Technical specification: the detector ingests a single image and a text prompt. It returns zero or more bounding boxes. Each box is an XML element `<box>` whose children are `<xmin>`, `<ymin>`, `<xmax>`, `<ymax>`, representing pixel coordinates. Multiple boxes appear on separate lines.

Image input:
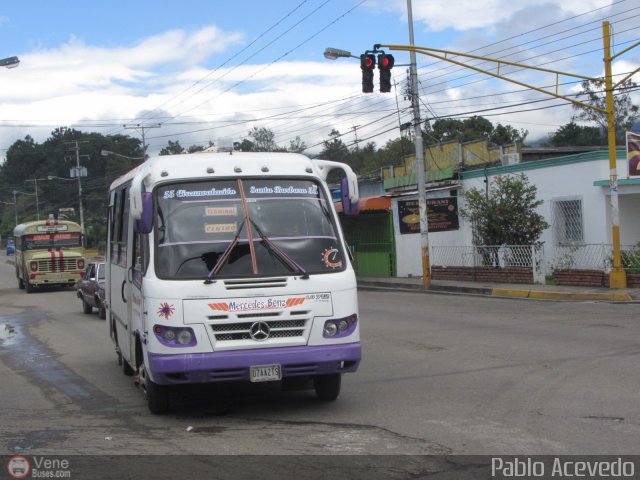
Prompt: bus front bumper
<box><xmin>147</xmin><ymin>343</ymin><xmax>361</xmax><ymax>385</ymax></box>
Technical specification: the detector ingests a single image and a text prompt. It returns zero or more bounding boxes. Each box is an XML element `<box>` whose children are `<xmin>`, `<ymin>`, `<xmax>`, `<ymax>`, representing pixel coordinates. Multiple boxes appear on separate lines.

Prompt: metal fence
<box><xmin>431</xmin><ymin>243</ymin><xmax>640</xmax><ymax>277</ymax></box>
<box><xmin>431</xmin><ymin>245</ymin><xmax>542</xmax><ymax>268</ymax></box>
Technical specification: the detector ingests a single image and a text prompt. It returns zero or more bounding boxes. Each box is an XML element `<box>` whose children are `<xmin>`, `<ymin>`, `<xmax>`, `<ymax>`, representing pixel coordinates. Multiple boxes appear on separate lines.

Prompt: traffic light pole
<box><xmin>406</xmin><ymin>0</ymin><xmax>430</xmax><ymax>288</ymax></box>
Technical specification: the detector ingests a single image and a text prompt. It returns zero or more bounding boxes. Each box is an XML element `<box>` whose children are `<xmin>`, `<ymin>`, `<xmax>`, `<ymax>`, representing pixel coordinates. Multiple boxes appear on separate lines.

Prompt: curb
<box><xmin>491</xmin><ymin>288</ymin><xmax>634</xmax><ymax>302</ymax></box>
<box><xmin>357</xmin><ymin>280</ymin><xmax>637</xmax><ymax>302</ymax></box>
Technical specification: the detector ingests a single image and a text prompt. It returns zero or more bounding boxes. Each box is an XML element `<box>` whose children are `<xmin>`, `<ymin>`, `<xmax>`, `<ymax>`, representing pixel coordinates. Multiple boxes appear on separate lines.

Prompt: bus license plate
<box><xmin>250</xmin><ymin>364</ymin><xmax>282</xmax><ymax>383</ymax></box>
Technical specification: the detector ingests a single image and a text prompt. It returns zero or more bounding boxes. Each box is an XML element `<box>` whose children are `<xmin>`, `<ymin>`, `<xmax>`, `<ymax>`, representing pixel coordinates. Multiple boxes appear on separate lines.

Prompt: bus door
<box><xmin>109</xmin><ymin>186</ymin><xmax>134</xmax><ymax>364</ymax></box>
<box><xmin>130</xmin><ymin>231</ymin><xmax>148</xmax><ymax>352</ymax></box>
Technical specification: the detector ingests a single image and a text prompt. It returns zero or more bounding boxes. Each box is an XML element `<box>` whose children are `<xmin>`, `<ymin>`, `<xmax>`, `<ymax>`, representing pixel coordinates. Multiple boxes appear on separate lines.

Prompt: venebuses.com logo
<box><xmin>6</xmin><ymin>455</ymin><xmax>71</xmax><ymax>478</ymax></box>
<box><xmin>7</xmin><ymin>456</ymin><xmax>30</xmax><ymax>479</ymax></box>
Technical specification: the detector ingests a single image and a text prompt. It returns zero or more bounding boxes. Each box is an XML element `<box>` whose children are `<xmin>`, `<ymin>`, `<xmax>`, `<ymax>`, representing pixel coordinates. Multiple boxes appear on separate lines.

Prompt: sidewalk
<box><xmin>357</xmin><ymin>276</ymin><xmax>640</xmax><ymax>303</ymax></box>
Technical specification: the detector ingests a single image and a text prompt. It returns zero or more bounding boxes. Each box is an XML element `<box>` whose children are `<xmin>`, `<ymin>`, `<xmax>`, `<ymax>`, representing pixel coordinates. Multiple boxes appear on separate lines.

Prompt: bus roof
<box><xmin>13</xmin><ymin>219</ymin><xmax>82</xmax><ymax>237</ymax></box>
<box><xmin>109</xmin><ymin>152</ymin><xmax>321</xmax><ymax>191</ymax></box>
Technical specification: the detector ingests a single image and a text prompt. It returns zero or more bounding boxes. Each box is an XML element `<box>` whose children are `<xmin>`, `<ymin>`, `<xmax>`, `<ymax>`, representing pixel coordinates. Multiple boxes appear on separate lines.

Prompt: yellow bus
<box><xmin>13</xmin><ymin>217</ymin><xmax>86</xmax><ymax>293</ymax></box>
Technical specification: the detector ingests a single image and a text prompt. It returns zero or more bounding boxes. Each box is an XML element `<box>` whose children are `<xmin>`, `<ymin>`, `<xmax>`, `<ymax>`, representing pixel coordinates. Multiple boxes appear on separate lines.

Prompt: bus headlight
<box><xmin>323</xmin><ymin>322</ymin><xmax>338</xmax><ymax>337</ymax></box>
<box><xmin>323</xmin><ymin>314</ymin><xmax>358</xmax><ymax>338</ymax></box>
<box><xmin>153</xmin><ymin>325</ymin><xmax>196</xmax><ymax>347</ymax></box>
<box><xmin>177</xmin><ymin>329</ymin><xmax>193</xmax><ymax>345</ymax></box>
<box><xmin>30</xmin><ymin>261</ymin><xmax>38</xmax><ymax>272</ymax></box>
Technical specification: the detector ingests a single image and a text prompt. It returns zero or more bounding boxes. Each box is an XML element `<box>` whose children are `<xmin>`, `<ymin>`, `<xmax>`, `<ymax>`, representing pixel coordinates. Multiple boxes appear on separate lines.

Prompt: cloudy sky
<box><xmin>0</xmin><ymin>0</ymin><xmax>638</xmax><ymax>158</ymax></box>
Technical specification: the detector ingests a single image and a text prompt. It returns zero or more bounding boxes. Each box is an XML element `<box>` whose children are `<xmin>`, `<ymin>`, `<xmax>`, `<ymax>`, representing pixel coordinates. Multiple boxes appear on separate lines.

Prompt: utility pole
<box><xmin>24</xmin><ymin>178</ymin><xmax>43</xmax><ymax>220</ymax></box>
<box><xmin>12</xmin><ymin>190</ymin><xmax>18</xmax><ymax>226</ymax></box>
<box><xmin>123</xmin><ymin>123</ymin><xmax>161</xmax><ymax>160</ymax></box>
<box><xmin>407</xmin><ymin>0</ymin><xmax>431</xmax><ymax>288</ymax></box>
<box><xmin>352</xmin><ymin>125</ymin><xmax>361</xmax><ymax>150</ymax></box>
<box><xmin>66</xmin><ymin>140</ymin><xmax>89</xmax><ymax>245</ymax></box>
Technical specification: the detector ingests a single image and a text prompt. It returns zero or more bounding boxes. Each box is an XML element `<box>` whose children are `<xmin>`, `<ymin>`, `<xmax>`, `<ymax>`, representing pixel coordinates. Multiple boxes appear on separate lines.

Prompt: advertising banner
<box><xmin>626</xmin><ymin>131</ymin><xmax>640</xmax><ymax>177</ymax></box>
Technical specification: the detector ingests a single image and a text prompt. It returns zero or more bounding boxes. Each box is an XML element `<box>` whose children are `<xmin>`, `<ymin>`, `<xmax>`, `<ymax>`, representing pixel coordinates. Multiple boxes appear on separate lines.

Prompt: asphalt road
<box><xmin>0</xmin><ymin>253</ymin><xmax>639</xmax><ymax>475</ymax></box>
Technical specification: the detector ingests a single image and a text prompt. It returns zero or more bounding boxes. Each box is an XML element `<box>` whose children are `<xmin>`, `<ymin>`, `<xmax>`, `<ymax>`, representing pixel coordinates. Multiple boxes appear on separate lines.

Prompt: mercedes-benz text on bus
<box><xmin>14</xmin><ymin>217</ymin><xmax>86</xmax><ymax>293</ymax></box>
<box><xmin>107</xmin><ymin>152</ymin><xmax>361</xmax><ymax>413</ymax></box>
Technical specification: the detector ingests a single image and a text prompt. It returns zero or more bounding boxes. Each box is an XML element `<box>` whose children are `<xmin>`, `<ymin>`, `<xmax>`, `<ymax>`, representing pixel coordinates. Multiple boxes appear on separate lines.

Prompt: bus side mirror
<box><xmin>134</xmin><ymin>192</ymin><xmax>153</xmax><ymax>234</ymax></box>
<box><xmin>341</xmin><ymin>177</ymin><xmax>359</xmax><ymax>215</ymax></box>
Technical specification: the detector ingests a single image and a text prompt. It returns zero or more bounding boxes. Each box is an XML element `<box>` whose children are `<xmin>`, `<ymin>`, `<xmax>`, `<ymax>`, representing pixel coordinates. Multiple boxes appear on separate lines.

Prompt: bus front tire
<box><xmin>314</xmin><ymin>373</ymin><xmax>341</xmax><ymax>401</ymax></box>
<box><xmin>145</xmin><ymin>376</ymin><xmax>170</xmax><ymax>415</ymax></box>
<box><xmin>17</xmin><ymin>276</ymin><xmax>24</xmax><ymax>289</ymax></box>
<box><xmin>24</xmin><ymin>280</ymin><xmax>33</xmax><ymax>294</ymax></box>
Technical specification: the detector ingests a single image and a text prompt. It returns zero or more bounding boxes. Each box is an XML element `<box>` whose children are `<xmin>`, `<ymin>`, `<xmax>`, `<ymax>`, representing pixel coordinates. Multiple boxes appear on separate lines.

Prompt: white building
<box><xmin>391</xmin><ymin>149</ymin><xmax>640</xmax><ymax>279</ymax></box>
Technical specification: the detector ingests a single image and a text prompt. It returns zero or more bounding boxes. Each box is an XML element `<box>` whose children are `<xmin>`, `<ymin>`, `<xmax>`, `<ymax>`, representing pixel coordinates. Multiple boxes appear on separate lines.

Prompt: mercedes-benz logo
<box><xmin>250</xmin><ymin>321</ymin><xmax>271</xmax><ymax>341</ymax></box>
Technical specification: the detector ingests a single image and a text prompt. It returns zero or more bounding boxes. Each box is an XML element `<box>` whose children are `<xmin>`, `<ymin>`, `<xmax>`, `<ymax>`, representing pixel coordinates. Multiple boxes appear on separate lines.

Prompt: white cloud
<box><xmin>381</xmin><ymin>0</ymin><xmax>614</xmax><ymax>32</ymax></box>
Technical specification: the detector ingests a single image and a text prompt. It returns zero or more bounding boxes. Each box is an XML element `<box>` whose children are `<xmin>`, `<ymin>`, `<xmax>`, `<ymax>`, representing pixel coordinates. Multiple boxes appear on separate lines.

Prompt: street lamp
<box><xmin>323</xmin><ymin>48</ymin><xmax>358</xmax><ymax>60</ymax></box>
<box><xmin>0</xmin><ymin>56</ymin><xmax>20</xmax><ymax>69</ymax></box>
<box><xmin>100</xmin><ymin>149</ymin><xmax>144</xmax><ymax>160</ymax></box>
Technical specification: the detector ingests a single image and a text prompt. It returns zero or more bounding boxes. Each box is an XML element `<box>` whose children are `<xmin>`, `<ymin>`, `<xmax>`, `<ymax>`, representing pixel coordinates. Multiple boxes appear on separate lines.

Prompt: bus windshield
<box><xmin>23</xmin><ymin>233</ymin><xmax>82</xmax><ymax>250</ymax></box>
<box><xmin>155</xmin><ymin>178</ymin><xmax>346</xmax><ymax>279</ymax></box>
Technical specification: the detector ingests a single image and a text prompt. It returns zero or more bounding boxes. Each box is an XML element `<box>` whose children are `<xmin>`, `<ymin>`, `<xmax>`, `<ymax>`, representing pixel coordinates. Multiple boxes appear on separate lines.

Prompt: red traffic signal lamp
<box><xmin>360</xmin><ymin>53</ymin><xmax>376</xmax><ymax>93</ymax></box>
<box><xmin>378</xmin><ymin>54</ymin><xmax>394</xmax><ymax>93</ymax></box>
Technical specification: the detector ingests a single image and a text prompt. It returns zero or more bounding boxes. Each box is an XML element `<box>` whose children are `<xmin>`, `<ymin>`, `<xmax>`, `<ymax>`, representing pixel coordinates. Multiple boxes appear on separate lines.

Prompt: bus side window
<box><xmin>121</xmin><ymin>188</ymin><xmax>130</xmax><ymax>266</ymax></box>
<box><xmin>111</xmin><ymin>190</ymin><xmax>123</xmax><ymax>265</ymax></box>
<box><xmin>132</xmin><ymin>233</ymin><xmax>149</xmax><ymax>286</ymax></box>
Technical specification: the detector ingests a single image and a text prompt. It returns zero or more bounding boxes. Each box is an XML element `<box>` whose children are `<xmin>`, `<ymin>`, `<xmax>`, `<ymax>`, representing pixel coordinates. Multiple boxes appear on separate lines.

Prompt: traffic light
<box><xmin>378</xmin><ymin>54</ymin><xmax>394</xmax><ymax>93</ymax></box>
<box><xmin>360</xmin><ymin>53</ymin><xmax>376</xmax><ymax>93</ymax></box>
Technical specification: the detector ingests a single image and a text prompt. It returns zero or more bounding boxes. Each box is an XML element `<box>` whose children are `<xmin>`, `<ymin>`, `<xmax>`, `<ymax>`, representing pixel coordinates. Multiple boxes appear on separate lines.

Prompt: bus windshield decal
<box><xmin>248</xmin><ymin>185</ymin><xmax>318</xmax><ymax>196</ymax></box>
<box><xmin>162</xmin><ymin>187</ymin><xmax>237</xmax><ymax>199</ymax></box>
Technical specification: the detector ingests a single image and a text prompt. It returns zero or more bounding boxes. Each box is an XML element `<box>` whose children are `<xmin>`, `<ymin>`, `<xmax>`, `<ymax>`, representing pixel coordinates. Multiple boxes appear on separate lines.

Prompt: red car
<box><xmin>77</xmin><ymin>259</ymin><xmax>107</xmax><ymax>319</ymax></box>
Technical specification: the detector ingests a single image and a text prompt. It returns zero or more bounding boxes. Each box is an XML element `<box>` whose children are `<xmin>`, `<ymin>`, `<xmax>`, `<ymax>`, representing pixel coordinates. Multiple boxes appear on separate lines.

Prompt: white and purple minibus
<box><xmin>106</xmin><ymin>151</ymin><xmax>361</xmax><ymax>413</ymax></box>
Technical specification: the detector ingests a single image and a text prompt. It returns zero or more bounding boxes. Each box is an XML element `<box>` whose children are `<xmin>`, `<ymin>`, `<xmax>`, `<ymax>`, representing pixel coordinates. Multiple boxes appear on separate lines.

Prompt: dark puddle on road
<box><xmin>0</xmin><ymin>313</ymin><xmax>116</xmax><ymax>413</ymax></box>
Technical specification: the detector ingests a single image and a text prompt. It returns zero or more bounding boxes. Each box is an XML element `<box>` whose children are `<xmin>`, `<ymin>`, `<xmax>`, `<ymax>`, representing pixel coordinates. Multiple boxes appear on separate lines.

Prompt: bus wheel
<box><xmin>17</xmin><ymin>275</ymin><xmax>24</xmax><ymax>289</ymax></box>
<box><xmin>24</xmin><ymin>281</ymin><xmax>33</xmax><ymax>294</ymax></box>
<box><xmin>314</xmin><ymin>373</ymin><xmax>341</xmax><ymax>401</ymax></box>
<box><xmin>142</xmin><ymin>366</ymin><xmax>170</xmax><ymax>414</ymax></box>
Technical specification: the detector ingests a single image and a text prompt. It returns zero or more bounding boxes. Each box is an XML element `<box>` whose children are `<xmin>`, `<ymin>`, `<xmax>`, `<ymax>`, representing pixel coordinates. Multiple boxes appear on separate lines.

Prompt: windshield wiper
<box><xmin>249</xmin><ymin>219</ymin><xmax>309</xmax><ymax>279</ymax></box>
<box><xmin>204</xmin><ymin>220</ymin><xmax>245</xmax><ymax>284</ymax></box>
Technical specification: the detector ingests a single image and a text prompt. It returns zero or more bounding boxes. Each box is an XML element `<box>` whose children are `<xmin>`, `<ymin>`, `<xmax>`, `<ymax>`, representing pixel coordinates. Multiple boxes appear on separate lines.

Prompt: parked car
<box><xmin>77</xmin><ymin>259</ymin><xmax>106</xmax><ymax>319</ymax></box>
<box><xmin>6</xmin><ymin>239</ymin><xmax>15</xmax><ymax>255</ymax></box>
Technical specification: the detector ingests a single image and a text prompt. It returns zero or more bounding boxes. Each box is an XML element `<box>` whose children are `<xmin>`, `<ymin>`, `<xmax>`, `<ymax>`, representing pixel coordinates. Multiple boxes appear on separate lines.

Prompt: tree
<box><xmin>288</xmin><ymin>136</ymin><xmax>307</xmax><ymax>153</ymax></box>
<box><xmin>248</xmin><ymin>126</ymin><xmax>283</xmax><ymax>152</ymax></box>
<box><xmin>233</xmin><ymin>139</ymin><xmax>255</xmax><ymax>152</ymax></box>
<box><xmin>423</xmin><ymin>116</ymin><xmax>526</xmax><ymax>146</ymax></box>
<box><xmin>460</xmin><ymin>173</ymin><xmax>549</xmax><ymax>246</ymax></box>
<box><xmin>159</xmin><ymin>140</ymin><xmax>185</xmax><ymax>155</ymax></box>
<box><xmin>546</xmin><ymin>122</ymin><xmax>605</xmax><ymax>146</ymax></box>
<box><xmin>319</xmin><ymin>129</ymin><xmax>350</xmax><ymax>163</ymax></box>
<box><xmin>188</xmin><ymin>145</ymin><xmax>206</xmax><ymax>153</ymax></box>
<box><xmin>0</xmin><ymin>129</ymin><xmax>143</xmax><ymax>248</ymax></box>
<box><xmin>572</xmin><ymin>79</ymin><xmax>639</xmax><ymax>144</ymax></box>
<box><xmin>490</xmin><ymin>123</ymin><xmax>528</xmax><ymax>145</ymax></box>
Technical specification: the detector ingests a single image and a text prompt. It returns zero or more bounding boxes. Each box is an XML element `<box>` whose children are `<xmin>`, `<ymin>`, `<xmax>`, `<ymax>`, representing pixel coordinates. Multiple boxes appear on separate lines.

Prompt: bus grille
<box><xmin>211</xmin><ymin>319</ymin><xmax>306</xmax><ymax>342</ymax></box>
<box><xmin>36</xmin><ymin>258</ymin><xmax>80</xmax><ymax>272</ymax></box>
